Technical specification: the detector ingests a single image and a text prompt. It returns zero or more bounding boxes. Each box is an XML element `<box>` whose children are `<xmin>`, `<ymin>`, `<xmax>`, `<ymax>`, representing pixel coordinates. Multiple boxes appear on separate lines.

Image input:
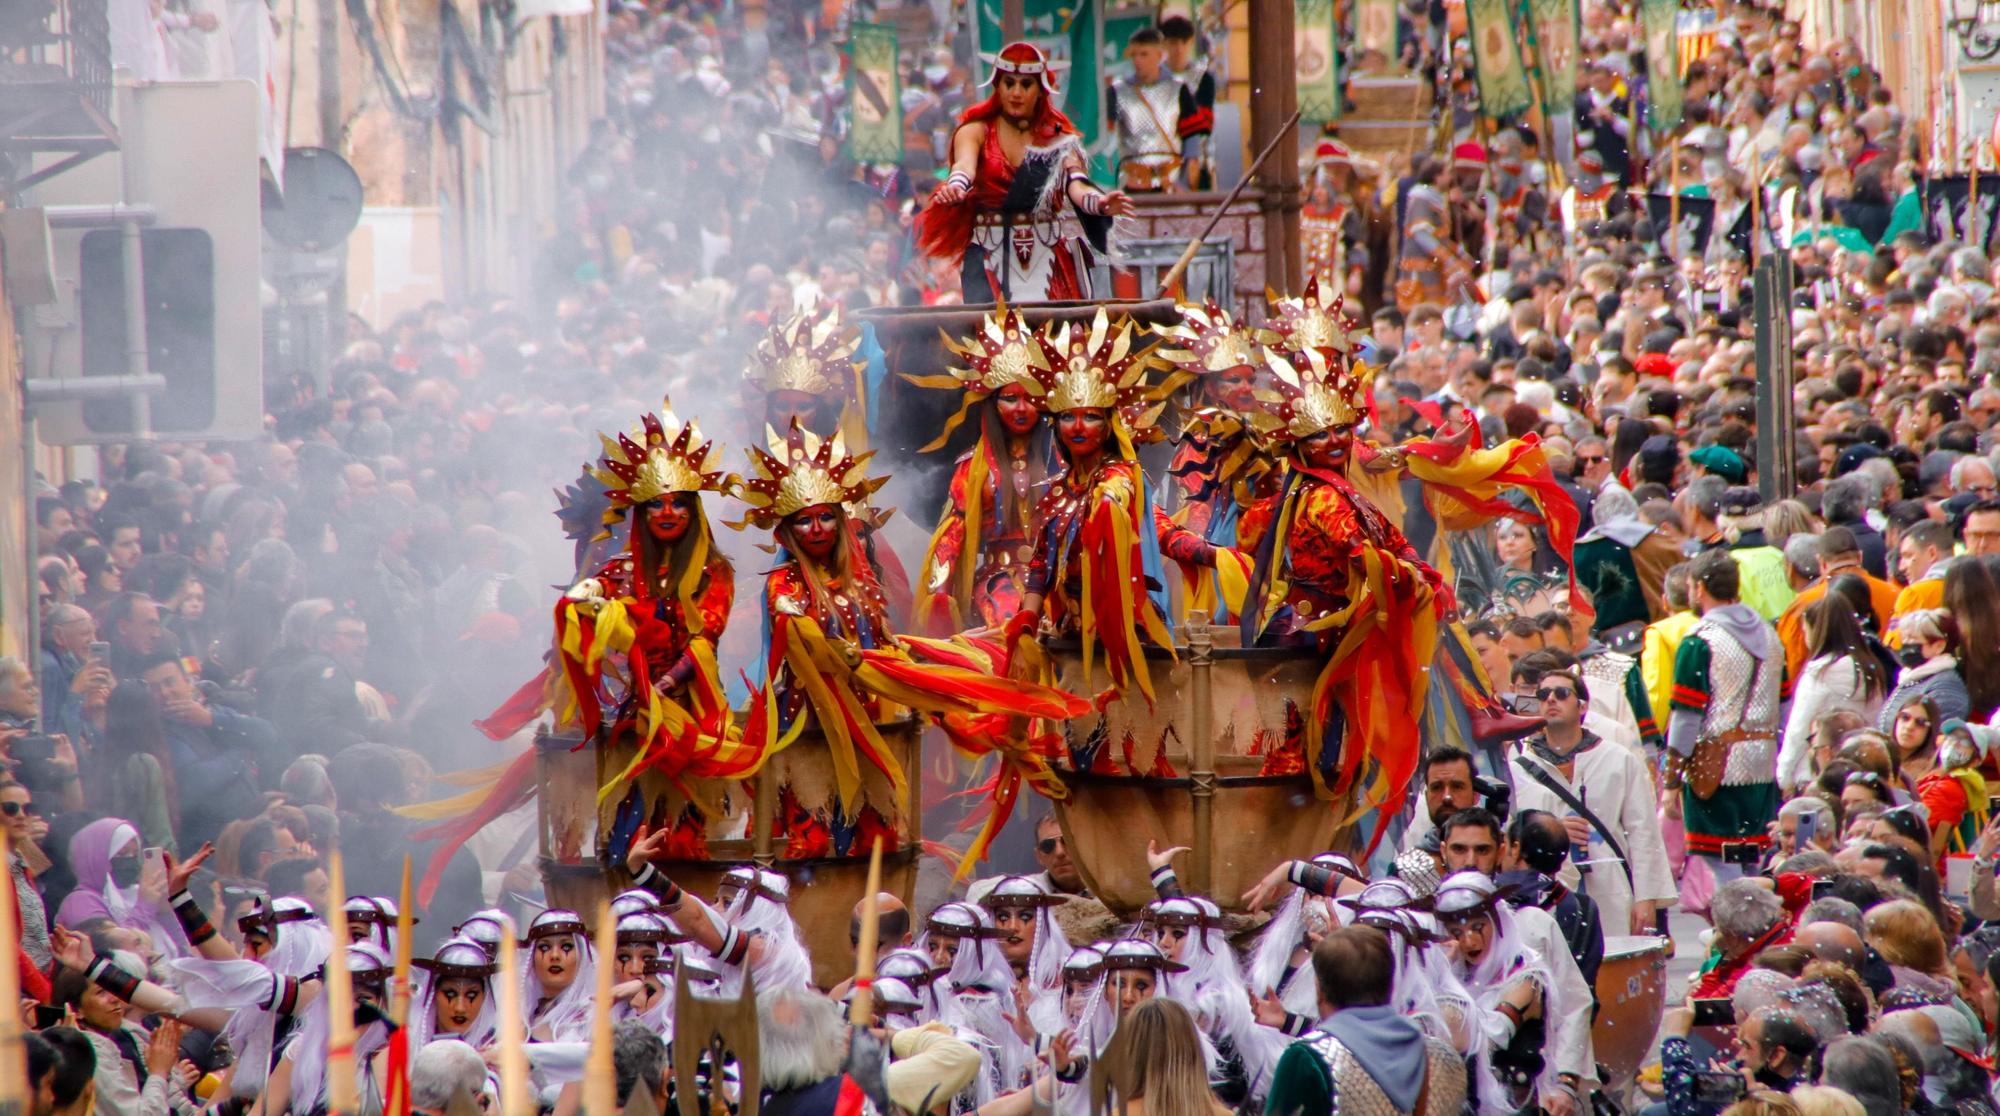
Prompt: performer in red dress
<box><xmin>905</xmin><ymin>304</ymin><xmax>1055</xmax><ymax>634</ymax></box>
<box><xmin>736</xmin><ymin>422</ymin><xmax>1087</xmax><ymax>861</ymax></box>
<box><xmin>1004</xmin><ymin>309</ymin><xmax>1207</xmax><ymax>707</ymax></box>
<box><xmin>919</xmin><ymin>42</ymin><xmax>1136</xmax><ymax>303</ymax></box>
<box><xmin>1157</xmin><ymin>301</ymin><xmax>1276</xmax><ymax>623</ymax></box>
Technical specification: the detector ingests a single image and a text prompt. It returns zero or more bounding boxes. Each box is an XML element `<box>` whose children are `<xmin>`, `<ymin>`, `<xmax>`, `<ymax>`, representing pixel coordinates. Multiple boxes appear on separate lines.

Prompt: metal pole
<box><xmin>1246</xmin><ymin>0</ymin><xmax>1301</xmax><ymax>293</ymax></box>
<box><xmin>22</xmin><ymin>412</ymin><xmax>41</xmax><ymax>684</ymax></box>
<box><xmin>116</xmin><ymin>88</ymin><xmax>152</xmax><ymax>438</ymax></box>
<box><xmin>1186</xmin><ymin>612</ymin><xmax>1215</xmax><ymax>897</ymax></box>
<box><xmin>1753</xmin><ymin>253</ymin><xmax>1797</xmax><ymax>503</ymax></box>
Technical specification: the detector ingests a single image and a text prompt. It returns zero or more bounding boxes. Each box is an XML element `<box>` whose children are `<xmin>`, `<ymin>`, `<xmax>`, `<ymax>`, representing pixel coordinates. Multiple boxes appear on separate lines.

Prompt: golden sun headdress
<box><xmin>1159</xmin><ymin>300</ymin><xmax>1264</xmax><ymax>377</ymax></box>
<box><xmin>747</xmin><ymin>302</ymin><xmax>862</xmax><ymax>398</ymax></box>
<box><xmin>1259</xmin><ymin>277</ymin><xmax>1364</xmax><ymax>360</ymax></box>
<box><xmin>733</xmin><ymin>421</ymin><xmax>889</xmax><ymax>531</ymax></box>
<box><xmin>903</xmin><ymin>303</ymin><xmax>1052</xmax><ymax>452</ymax></box>
<box><xmin>590</xmin><ymin>400</ymin><xmax>735</xmax><ymax>535</ymax></box>
<box><xmin>1030</xmin><ymin>308</ymin><xmax>1166</xmax><ymax>432</ymax></box>
<box><xmin>1249</xmin><ymin>343</ymin><xmax>1378</xmax><ymax>443</ymax></box>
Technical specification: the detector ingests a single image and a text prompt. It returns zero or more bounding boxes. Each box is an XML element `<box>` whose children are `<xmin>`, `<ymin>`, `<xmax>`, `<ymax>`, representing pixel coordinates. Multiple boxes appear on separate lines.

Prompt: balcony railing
<box><xmin>0</xmin><ymin>0</ymin><xmax>118</xmax><ymax>193</ymax></box>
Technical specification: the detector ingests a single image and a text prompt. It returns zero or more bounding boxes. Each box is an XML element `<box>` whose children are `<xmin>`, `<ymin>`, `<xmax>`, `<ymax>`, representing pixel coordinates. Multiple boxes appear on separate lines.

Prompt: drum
<box><xmin>1594</xmin><ymin>934</ymin><xmax>1671</xmax><ymax>1094</ymax></box>
<box><xmin>536</xmin><ymin>716</ymin><xmax>923</xmax><ymax>989</ymax></box>
<box><xmin>1042</xmin><ymin>625</ymin><xmax>1354</xmax><ymax>915</ymax></box>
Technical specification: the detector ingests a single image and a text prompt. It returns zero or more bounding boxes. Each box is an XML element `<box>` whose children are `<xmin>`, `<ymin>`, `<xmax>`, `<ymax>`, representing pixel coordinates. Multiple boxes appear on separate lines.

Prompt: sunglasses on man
<box><xmin>1535</xmin><ymin>685</ymin><xmax>1575</xmax><ymax>702</ymax></box>
<box><xmin>1037</xmin><ymin>837</ymin><xmax>1065</xmax><ymax>855</ymax></box>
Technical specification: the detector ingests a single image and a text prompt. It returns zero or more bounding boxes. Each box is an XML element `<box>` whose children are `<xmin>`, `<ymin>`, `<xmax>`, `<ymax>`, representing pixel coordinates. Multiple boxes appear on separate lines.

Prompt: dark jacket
<box><xmin>164</xmin><ymin>705</ymin><xmax>276</xmax><ymax>846</ymax></box>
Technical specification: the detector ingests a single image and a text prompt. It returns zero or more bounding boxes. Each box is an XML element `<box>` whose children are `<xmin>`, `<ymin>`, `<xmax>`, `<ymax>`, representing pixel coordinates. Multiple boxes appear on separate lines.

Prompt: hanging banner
<box><xmin>1353</xmin><ymin>0</ymin><xmax>1398</xmax><ymax>63</ymax></box>
<box><xmin>1466</xmin><ymin>0</ymin><xmax>1531</xmax><ymax>120</ymax></box>
<box><xmin>845</xmin><ymin>23</ymin><xmax>903</xmax><ymax>164</ymax></box>
<box><xmin>1296</xmin><ymin>0</ymin><xmax>1341</xmax><ymax>125</ymax></box>
<box><xmin>1923</xmin><ymin>175</ymin><xmax>2000</xmax><ymax>251</ymax></box>
<box><xmin>1524</xmin><ymin>0</ymin><xmax>1580</xmax><ymax>111</ymax></box>
<box><xmin>1643</xmin><ymin>192</ymin><xmax>1716</xmax><ymax>259</ymax></box>
<box><xmin>1640</xmin><ymin>0</ymin><xmax>1683</xmax><ymax>131</ymax></box>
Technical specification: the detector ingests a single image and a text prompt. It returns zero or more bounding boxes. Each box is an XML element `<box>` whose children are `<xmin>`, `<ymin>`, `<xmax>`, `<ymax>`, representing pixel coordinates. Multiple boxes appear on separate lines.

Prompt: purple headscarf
<box><xmin>53</xmin><ymin>817</ymin><xmax>185</xmax><ymax>957</ymax></box>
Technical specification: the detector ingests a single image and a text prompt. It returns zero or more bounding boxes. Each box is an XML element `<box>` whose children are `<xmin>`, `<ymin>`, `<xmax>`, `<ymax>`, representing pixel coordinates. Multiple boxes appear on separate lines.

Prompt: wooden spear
<box><xmin>848</xmin><ymin>840</ymin><xmax>886</xmax><ymax>1027</ymax></box>
<box><xmin>584</xmin><ymin>903</ymin><xmax>618</xmax><ymax>1116</ymax></box>
<box><xmin>1155</xmin><ymin>105</ymin><xmax>1307</xmax><ymax>298</ymax></box>
<box><xmin>393</xmin><ymin>855</ymin><xmax>414</xmax><ymax>1026</ymax></box>
<box><xmin>497</xmin><ymin>935</ymin><xmax>532</xmax><ymax>1116</ymax></box>
<box><xmin>326</xmin><ymin>851</ymin><xmax>360</xmax><ymax>1116</ymax></box>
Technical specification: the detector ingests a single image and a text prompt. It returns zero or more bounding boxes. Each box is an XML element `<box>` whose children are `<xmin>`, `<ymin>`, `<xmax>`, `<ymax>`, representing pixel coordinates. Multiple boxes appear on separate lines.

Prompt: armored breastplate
<box><xmin>1112</xmin><ymin>77</ymin><xmax>1183</xmax><ymax>163</ymax></box>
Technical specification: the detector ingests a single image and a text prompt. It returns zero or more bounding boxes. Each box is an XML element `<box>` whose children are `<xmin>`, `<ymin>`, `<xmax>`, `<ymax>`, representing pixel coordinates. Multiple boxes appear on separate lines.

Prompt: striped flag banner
<box><xmin>1467</xmin><ymin>0</ymin><xmax>1532</xmax><ymax>119</ymax></box>
<box><xmin>1641</xmin><ymin>0</ymin><xmax>1683</xmax><ymax>131</ymax></box>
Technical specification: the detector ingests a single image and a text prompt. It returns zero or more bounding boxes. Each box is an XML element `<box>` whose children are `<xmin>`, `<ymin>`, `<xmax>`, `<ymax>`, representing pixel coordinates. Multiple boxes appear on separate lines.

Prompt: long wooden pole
<box><xmin>1155</xmin><ymin>105</ymin><xmax>1305</xmax><ymax>297</ymax></box>
<box><xmin>848</xmin><ymin>841</ymin><xmax>885</xmax><ymax>1026</ymax></box>
<box><xmin>497</xmin><ymin>937</ymin><xmax>532</xmax><ymax>1116</ymax></box>
<box><xmin>1247</xmin><ymin>0</ymin><xmax>1302</xmax><ymax>293</ymax></box>
<box><xmin>584</xmin><ymin>903</ymin><xmax>618</xmax><ymax>1116</ymax></box>
<box><xmin>1667</xmin><ymin>149</ymin><xmax>1682</xmax><ymax>262</ymax></box>
<box><xmin>393</xmin><ymin>856</ymin><xmax>414</xmax><ymax>1026</ymax></box>
<box><xmin>325</xmin><ymin>852</ymin><xmax>359</xmax><ymax>1116</ymax></box>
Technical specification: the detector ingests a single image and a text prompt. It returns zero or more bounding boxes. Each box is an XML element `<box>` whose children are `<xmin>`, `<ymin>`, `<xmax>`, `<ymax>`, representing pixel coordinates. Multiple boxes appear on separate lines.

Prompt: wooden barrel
<box><xmin>1040</xmin><ymin>626</ymin><xmax>1352</xmax><ymax>916</ymax></box>
<box><xmin>1592</xmin><ymin>934</ymin><xmax>1670</xmax><ymax>1095</ymax></box>
<box><xmin>535</xmin><ymin>716</ymin><xmax>924</xmax><ymax>989</ymax></box>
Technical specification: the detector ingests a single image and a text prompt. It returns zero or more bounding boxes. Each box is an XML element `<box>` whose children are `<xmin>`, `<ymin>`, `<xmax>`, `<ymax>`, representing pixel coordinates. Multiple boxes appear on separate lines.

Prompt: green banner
<box><xmin>1296</xmin><ymin>0</ymin><xmax>1340</xmax><ymax>125</ymax></box>
<box><xmin>1524</xmin><ymin>0</ymin><xmax>1580</xmax><ymax>111</ymax></box>
<box><xmin>1352</xmin><ymin>0</ymin><xmax>1397</xmax><ymax>64</ymax></box>
<box><xmin>846</xmin><ymin>23</ymin><xmax>903</xmax><ymax>164</ymax></box>
<box><xmin>974</xmin><ymin>0</ymin><xmax>1148</xmax><ymax>178</ymax></box>
<box><xmin>1641</xmin><ymin>0</ymin><xmax>1683</xmax><ymax>131</ymax></box>
<box><xmin>1466</xmin><ymin>0</ymin><xmax>1531</xmax><ymax>119</ymax></box>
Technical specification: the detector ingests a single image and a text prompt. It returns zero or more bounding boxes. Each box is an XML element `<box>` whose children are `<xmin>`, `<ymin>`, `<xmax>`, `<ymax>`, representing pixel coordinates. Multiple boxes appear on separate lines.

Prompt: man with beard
<box><xmin>918</xmin><ymin>42</ymin><xmax>1134</xmax><ymax>302</ymax></box>
<box><xmin>1436</xmin><ymin>815</ymin><xmax>1597</xmax><ymax>1111</ymax></box>
<box><xmin>1666</xmin><ymin>549</ymin><xmax>1781</xmax><ymax>886</ymax></box>
<box><xmin>1396</xmin><ymin>746</ymin><xmax>1485</xmax><ymax>861</ymax></box>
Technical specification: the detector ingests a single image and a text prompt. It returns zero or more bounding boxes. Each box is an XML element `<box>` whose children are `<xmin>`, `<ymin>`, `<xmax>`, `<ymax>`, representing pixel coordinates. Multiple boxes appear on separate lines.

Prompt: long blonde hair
<box><xmin>1097</xmin><ymin>999</ymin><xmax>1215</xmax><ymax>1116</ymax></box>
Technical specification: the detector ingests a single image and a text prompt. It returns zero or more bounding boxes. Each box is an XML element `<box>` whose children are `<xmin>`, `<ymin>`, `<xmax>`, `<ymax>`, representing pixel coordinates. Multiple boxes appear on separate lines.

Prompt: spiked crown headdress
<box><xmin>589</xmin><ymin>401</ymin><xmax>734</xmax><ymax>533</ymax></box>
<box><xmin>1031</xmin><ymin>308</ymin><xmax>1163</xmax><ymax>424</ymax></box>
<box><xmin>734</xmin><ymin>421</ymin><xmax>888</xmax><ymax>530</ymax></box>
<box><xmin>904</xmin><ymin>303</ymin><xmax>1053</xmax><ymax>452</ymax></box>
<box><xmin>1159</xmin><ymin>300</ymin><xmax>1264</xmax><ymax>376</ymax></box>
<box><xmin>1249</xmin><ymin>344</ymin><xmax>1377</xmax><ymax>442</ymax></box>
<box><xmin>748</xmin><ymin>302</ymin><xmax>861</xmax><ymax>398</ymax></box>
<box><xmin>1259</xmin><ymin>278</ymin><xmax>1365</xmax><ymax>359</ymax></box>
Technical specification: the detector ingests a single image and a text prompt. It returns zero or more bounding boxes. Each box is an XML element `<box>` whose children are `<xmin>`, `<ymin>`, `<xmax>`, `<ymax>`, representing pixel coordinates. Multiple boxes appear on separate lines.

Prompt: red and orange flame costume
<box><xmin>1005</xmin><ymin>309</ymin><xmax>1200</xmax><ymax>707</ymax></box>
<box><xmin>904</xmin><ymin>305</ymin><xmax>1053</xmax><ymax>633</ymax></box>
<box><xmin>735</xmin><ymin>421</ymin><xmax>1088</xmax><ymax>865</ymax></box>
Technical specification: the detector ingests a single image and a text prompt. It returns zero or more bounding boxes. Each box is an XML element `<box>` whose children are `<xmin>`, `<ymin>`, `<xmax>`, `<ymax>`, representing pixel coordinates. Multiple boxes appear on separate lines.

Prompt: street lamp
<box><xmin>1950</xmin><ymin>0</ymin><xmax>2000</xmax><ymax>62</ymax></box>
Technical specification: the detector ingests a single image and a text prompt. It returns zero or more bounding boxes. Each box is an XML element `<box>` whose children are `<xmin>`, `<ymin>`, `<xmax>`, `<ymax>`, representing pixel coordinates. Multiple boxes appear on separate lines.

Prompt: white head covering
<box><xmin>519</xmin><ymin>908</ymin><xmax>597</xmax><ymax>1041</ymax></box>
<box><xmin>1143</xmin><ymin>897</ymin><xmax>1285</xmax><ymax>1101</ymax></box>
<box><xmin>287</xmin><ymin>941</ymin><xmax>394</xmax><ymax>1115</ymax></box>
<box><xmin>877</xmin><ymin>948</ymin><xmax>944</xmax><ymax>1024</ymax></box>
<box><xmin>931</xmin><ymin>902</ymin><xmax>1028</xmax><ymax>1103</ymax></box>
<box><xmin>715</xmin><ymin>867</ymin><xmax>812</xmax><ymax>994</ymax></box>
<box><xmin>167</xmin><ymin>897</ymin><xmax>333</xmax><ymax>1098</ymax></box>
<box><xmin>1248</xmin><ymin>855</ymin><xmax>1363</xmax><ymax>1017</ymax></box>
<box><xmin>976</xmin><ymin>875</ymin><xmax>1071</xmax><ymax>1033</ymax></box>
<box><xmin>409</xmin><ymin>937</ymin><xmax>500</xmax><ymax>1051</ymax></box>
<box><xmin>455</xmin><ymin>909</ymin><xmax>514</xmax><ymax>959</ymax></box>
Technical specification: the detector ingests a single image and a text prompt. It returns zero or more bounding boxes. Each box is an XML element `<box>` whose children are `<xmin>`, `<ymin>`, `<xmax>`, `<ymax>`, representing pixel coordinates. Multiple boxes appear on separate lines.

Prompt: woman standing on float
<box><xmin>919</xmin><ymin>43</ymin><xmax>1135</xmax><ymax>302</ymax></box>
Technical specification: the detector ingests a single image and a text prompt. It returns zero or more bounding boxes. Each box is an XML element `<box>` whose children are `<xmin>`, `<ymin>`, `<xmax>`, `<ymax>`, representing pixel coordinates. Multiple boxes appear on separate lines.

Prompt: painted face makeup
<box><xmin>790</xmin><ymin>505</ymin><xmax>842</xmax><ymax>563</ymax></box>
<box><xmin>1299</xmin><ymin>423</ymin><xmax>1355</xmax><ymax>472</ymax></box>
<box><xmin>994</xmin><ymin>383</ymin><xmax>1040</xmax><ymax>436</ymax></box>
<box><xmin>533</xmin><ymin>935</ymin><xmax>579</xmax><ymax>992</ymax></box>
<box><xmin>1214</xmin><ymin>364</ymin><xmax>1258</xmax><ymax>412</ymax></box>
<box><xmin>644</xmin><ymin>494</ymin><xmax>695</xmax><ymax>545</ymax></box>
<box><xmin>1056</xmin><ymin>409</ymin><xmax>1110</xmax><ymax>460</ymax></box>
